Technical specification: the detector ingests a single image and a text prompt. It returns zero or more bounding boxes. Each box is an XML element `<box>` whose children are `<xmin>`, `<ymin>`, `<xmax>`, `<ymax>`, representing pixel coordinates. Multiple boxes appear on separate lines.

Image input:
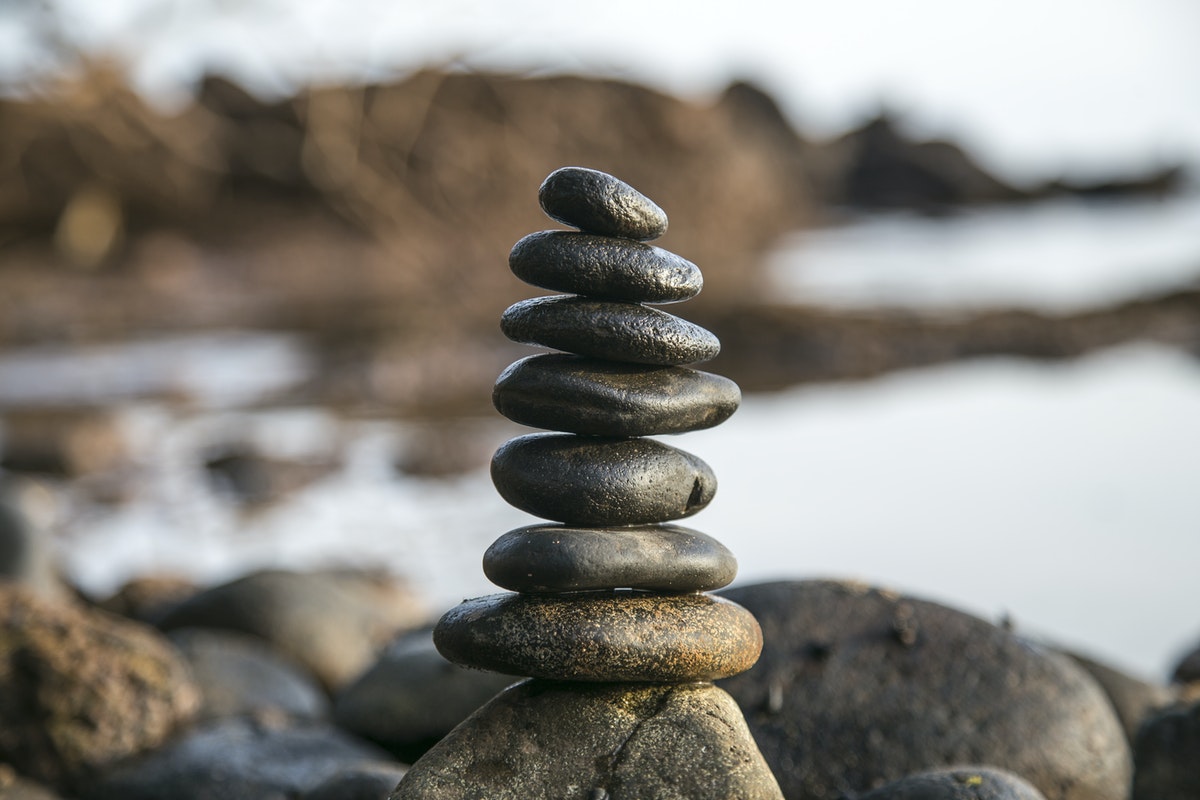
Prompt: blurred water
<box><xmin>766</xmin><ymin>192</ymin><xmax>1200</xmax><ymax>311</ymax></box>
<box><xmin>56</xmin><ymin>343</ymin><xmax>1200</xmax><ymax>681</ymax></box>
<box><xmin>0</xmin><ymin>332</ymin><xmax>310</xmax><ymax>409</ymax></box>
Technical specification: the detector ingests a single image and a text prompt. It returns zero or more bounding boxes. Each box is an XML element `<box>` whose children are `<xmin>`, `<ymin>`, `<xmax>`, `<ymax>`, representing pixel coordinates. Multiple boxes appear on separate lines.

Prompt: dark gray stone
<box><xmin>391</xmin><ymin>680</ymin><xmax>784</xmax><ymax>800</ymax></box>
<box><xmin>1132</xmin><ymin>697</ymin><xmax>1200</xmax><ymax>800</ymax></box>
<box><xmin>483</xmin><ymin>523</ymin><xmax>737</xmax><ymax>593</ymax></box>
<box><xmin>168</xmin><ymin>628</ymin><xmax>330</xmax><ymax>723</ymax></box>
<box><xmin>83</xmin><ymin>719</ymin><xmax>394</xmax><ymax>800</ymax></box>
<box><xmin>434</xmin><ymin>591</ymin><xmax>761</xmax><ymax>682</ymax></box>
<box><xmin>492</xmin><ymin>354</ymin><xmax>740</xmax><ymax>437</ymax></box>
<box><xmin>501</xmin><ymin>295</ymin><xmax>720</xmax><ymax>365</ymax></box>
<box><xmin>490</xmin><ymin>433</ymin><xmax>715</xmax><ymax>525</ymax></box>
<box><xmin>301</xmin><ymin>761</ymin><xmax>408</xmax><ymax>800</ymax></box>
<box><xmin>333</xmin><ymin>631</ymin><xmax>515</xmax><ymax>762</ymax></box>
<box><xmin>538</xmin><ymin>167</ymin><xmax>668</xmax><ymax>241</ymax></box>
<box><xmin>854</xmin><ymin>766</ymin><xmax>1046</xmax><ymax>799</ymax></box>
<box><xmin>156</xmin><ymin>569</ymin><xmax>427</xmax><ymax>690</ymax></box>
<box><xmin>509</xmin><ymin>231</ymin><xmax>701</xmax><ymax>303</ymax></box>
<box><xmin>717</xmin><ymin>580</ymin><xmax>1131</xmax><ymax>800</ymax></box>
<box><xmin>1061</xmin><ymin>649</ymin><xmax>1174</xmax><ymax>744</ymax></box>
<box><xmin>1170</xmin><ymin>641</ymin><xmax>1200</xmax><ymax>684</ymax></box>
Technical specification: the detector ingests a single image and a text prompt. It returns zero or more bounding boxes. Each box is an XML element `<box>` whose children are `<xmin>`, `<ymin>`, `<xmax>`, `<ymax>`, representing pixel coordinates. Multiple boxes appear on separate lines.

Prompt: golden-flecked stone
<box><xmin>434</xmin><ymin>591</ymin><xmax>761</xmax><ymax>682</ymax></box>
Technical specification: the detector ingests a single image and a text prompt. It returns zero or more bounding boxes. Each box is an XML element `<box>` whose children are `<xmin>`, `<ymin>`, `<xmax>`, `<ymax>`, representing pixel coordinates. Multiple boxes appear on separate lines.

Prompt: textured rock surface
<box><xmin>157</xmin><ymin>569</ymin><xmax>427</xmax><ymax>689</ymax></box>
<box><xmin>434</xmin><ymin>591</ymin><xmax>761</xmax><ymax>681</ymax></box>
<box><xmin>1132</xmin><ymin>697</ymin><xmax>1200</xmax><ymax>800</ymax></box>
<box><xmin>500</xmin><ymin>296</ymin><xmax>720</xmax><ymax>365</ymax></box>
<box><xmin>538</xmin><ymin>166</ymin><xmax>668</xmax><ymax>240</ymax></box>
<box><xmin>0</xmin><ymin>587</ymin><xmax>200</xmax><ymax>794</ymax></box>
<box><xmin>334</xmin><ymin>631</ymin><xmax>515</xmax><ymax>762</ymax></box>
<box><xmin>168</xmin><ymin>627</ymin><xmax>329</xmax><ymax>722</ymax></box>
<box><xmin>483</xmin><ymin>523</ymin><xmax>737</xmax><ymax>593</ymax></box>
<box><xmin>718</xmin><ymin>580</ymin><xmax>1131</xmax><ymax>800</ymax></box>
<box><xmin>491</xmin><ymin>433</ymin><xmax>716</xmax><ymax>525</ymax></box>
<box><xmin>509</xmin><ymin>231</ymin><xmax>701</xmax><ymax>303</ymax></box>
<box><xmin>854</xmin><ymin>766</ymin><xmax>1047</xmax><ymax>800</ymax></box>
<box><xmin>84</xmin><ymin>719</ymin><xmax>394</xmax><ymax>800</ymax></box>
<box><xmin>300</xmin><ymin>762</ymin><xmax>408</xmax><ymax>800</ymax></box>
<box><xmin>1062</xmin><ymin>649</ymin><xmax>1174</xmax><ymax>744</ymax></box>
<box><xmin>492</xmin><ymin>354</ymin><xmax>739</xmax><ymax>436</ymax></box>
<box><xmin>390</xmin><ymin>679</ymin><xmax>783</xmax><ymax>800</ymax></box>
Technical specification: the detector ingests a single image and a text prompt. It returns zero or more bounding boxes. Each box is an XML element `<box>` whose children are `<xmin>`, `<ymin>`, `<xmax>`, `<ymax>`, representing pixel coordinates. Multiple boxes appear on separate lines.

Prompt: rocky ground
<box><xmin>2</xmin><ymin>564</ymin><xmax>1200</xmax><ymax>799</ymax></box>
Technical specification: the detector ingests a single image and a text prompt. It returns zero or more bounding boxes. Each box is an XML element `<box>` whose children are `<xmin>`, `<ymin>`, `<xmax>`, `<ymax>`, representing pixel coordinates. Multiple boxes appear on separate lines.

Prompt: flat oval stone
<box><xmin>491</xmin><ymin>433</ymin><xmax>716</xmax><ymax>525</ymax></box>
<box><xmin>500</xmin><ymin>295</ymin><xmax>720</xmax><ymax>364</ymax></box>
<box><xmin>509</xmin><ymin>231</ymin><xmax>701</xmax><ymax>303</ymax></box>
<box><xmin>493</xmin><ymin>354</ymin><xmax>740</xmax><ymax>437</ymax></box>
<box><xmin>538</xmin><ymin>167</ymin><xmax>668</xmax><ymax>241</ymax></box>
<box><xmin>434</xmin><ymin>592</ymin><xmax>761</xmax><ymax>681</ymax></box>
<box><xmin>483</xmin><ymin>524</ymin><xmax>737</xmax><ymax>593</ymax></box>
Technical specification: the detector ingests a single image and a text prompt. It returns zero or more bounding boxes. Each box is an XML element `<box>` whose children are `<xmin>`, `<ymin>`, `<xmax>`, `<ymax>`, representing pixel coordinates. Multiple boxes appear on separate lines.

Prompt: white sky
<box><xmin>15</xmin><ymin>0</ymin><xmax>1194</xmax><ymax>185</ymax></box>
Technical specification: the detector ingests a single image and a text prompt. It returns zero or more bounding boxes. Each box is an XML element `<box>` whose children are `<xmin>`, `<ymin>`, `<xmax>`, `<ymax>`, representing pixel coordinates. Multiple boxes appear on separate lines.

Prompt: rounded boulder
<box><xmin>717</xmin><ymin>580</ymin><xmax>1131</xmax><ymax>800</ymax></box>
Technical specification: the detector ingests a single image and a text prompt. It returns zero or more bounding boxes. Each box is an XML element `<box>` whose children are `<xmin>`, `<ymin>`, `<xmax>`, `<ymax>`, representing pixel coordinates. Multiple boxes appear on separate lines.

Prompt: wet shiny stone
<box><xmin>492</xmin><ymin>354</ymin><xmax>740</xmax><ymax>437</ymax></box>
<box><xmin>490</xmin><ymin>433</ymin><xmax>716</xmax><ymax>526</ymax></box>
<box><xmin>538</xmin><ymin>167</ymin><xmax>668</xmax><ymax>241</ymax></box>
<box><xmin>483</xmin><ymin>524</ymin><xmax>738</xmax><ymax>593</ymax></box>
<box><xmin>509</xmin><ymin>231</ymin><xmax>701</xmax><ymax>304</ymax></box>
<box><xmin>500</xmin><ymin>295</ymin><xmax>720</xmax><ymax>365</ymax></box>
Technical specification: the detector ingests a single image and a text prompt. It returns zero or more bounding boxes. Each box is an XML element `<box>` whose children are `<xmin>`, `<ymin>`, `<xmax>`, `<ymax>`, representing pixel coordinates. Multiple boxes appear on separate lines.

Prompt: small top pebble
<box><xmin>539</xmin><ymin>167</ymin><xmax>668</xmax><ymax>241</ymax></box>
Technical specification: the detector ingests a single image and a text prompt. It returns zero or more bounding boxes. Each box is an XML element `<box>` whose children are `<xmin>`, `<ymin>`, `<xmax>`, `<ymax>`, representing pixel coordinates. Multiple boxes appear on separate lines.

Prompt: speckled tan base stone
<box><xmin>390</xmin><ymin>679</ymin><xmax>783</xmax><ymax>800</ymax></box>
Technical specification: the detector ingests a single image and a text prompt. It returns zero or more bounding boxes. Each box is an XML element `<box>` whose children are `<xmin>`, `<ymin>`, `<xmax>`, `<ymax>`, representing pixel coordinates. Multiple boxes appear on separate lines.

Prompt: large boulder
<box><xmin>718</xmin><ymin>580</ymin><xmax>1131</xmax><ymax>800</ymax></box>
<box><xmin>1061</xmin><ymin>649</ymin><xmax>1174</xmax><ymax>743</ymax></box>
<box><xmin>0</xmin><ymin>587</ymin><xmax>200</xmax><ymax>793</ymax></box>
<box><xmin>391</xmin><ymin>679</ymin><xmax>783</xmax><ymax>799</ymax></box>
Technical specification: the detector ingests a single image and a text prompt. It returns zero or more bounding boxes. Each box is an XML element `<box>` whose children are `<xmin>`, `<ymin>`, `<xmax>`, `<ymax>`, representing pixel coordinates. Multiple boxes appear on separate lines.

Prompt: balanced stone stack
<box><xmin>392</xmin><ymin>168</ymin><xmax>782</xmax><ymax>799</ymax></box>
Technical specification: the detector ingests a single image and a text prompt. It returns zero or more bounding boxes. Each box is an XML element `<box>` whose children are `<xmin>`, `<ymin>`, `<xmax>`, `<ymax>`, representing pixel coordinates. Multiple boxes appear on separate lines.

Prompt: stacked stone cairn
<box><xmin>392</xmin><ymin>168</ymin><xmax>782</xmax><ymax>799</ymax></box>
